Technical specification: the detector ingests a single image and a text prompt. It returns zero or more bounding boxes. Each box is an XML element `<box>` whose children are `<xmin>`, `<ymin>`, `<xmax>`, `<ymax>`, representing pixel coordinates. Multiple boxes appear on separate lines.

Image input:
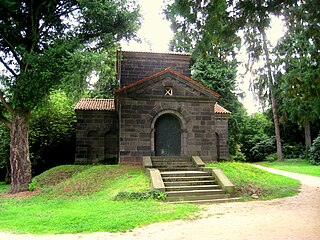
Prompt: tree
<box><xmin>191</xmin><ymin>55</ymin><xmax>245</xmax><ymax>154</ymax></box>
<box><xmin>165</xmin><ymin>0</ymin><xmax>240</xmax><ymax>58</ymax></box>
<box><xmin>29</xmin><ymin>89</ymin><xmax>77</xmax><ymax>175</ymax></box>
<box><xmin>0</xmin><ymin>0</ymin><xmax>140</xmax><ymax>193</ymax></box>
<box><xmin>274</xmin><ymin>0</ymin><xmax>320</xmax><ymax>154</ymax></box>
<box><xmin>232</xmin><ymin>0</ymin><xmax>297</xmax><ymax>162</ymax></box>
<box><xmin>164</xmin><ymin>0</ymin><xmax>245</xmax><ymax>157</ymax></box>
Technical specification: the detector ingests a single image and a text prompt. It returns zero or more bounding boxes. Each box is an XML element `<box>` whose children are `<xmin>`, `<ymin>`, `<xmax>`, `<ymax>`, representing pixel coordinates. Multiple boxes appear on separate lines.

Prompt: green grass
<box><xmin>0</xmin><ymin>182</ymin><xmax>10</xmax><ymax>193</ymax></box>
<box><xmin>0</xmin><ymin>162</ymin><xmax>302</xmax><ymax>234</ymax></box>
<box><xmin>259</xmin><ymin>159</ymin><xmax>320</xmax><ymax>177</ymax></box>
<box><xmin>207</xmin><ymin>162</ymin><xmax>301</xmax><ymax>200</ymax></box>
<box><xmin>0</xmin><ymin>165</ymin><xmax>198</xmax><ymax>234</ymax></box>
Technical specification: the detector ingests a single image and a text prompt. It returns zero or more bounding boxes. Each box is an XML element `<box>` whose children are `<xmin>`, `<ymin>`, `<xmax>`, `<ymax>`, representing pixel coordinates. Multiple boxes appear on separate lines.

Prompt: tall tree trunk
<box><xmin>304</xmin><ymin>119</ymin><xmax>311</xmax><ymax>157</ymax></box>
<box><xmin>260</xmin><ymin>28</ymin><xmax>283</xmax><ymax>162</ymax></box>
<box><xmin>9</xmin><ymin>110</ymin><xmax>32</xmax><ymax>193</ymax></box>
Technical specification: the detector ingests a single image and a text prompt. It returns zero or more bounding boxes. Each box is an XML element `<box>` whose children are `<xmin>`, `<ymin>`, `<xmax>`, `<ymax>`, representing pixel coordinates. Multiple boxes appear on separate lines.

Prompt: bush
<box><xmin>265</xmin><ymin>153</ymin><xmax>278</xmax><ymax>162</ymax></box>
<box><xmin>308</xmin><ymin>135</ymin><xmax>320</xmax><ymax>165</ymax></box>
<box><xmin>283</xmin><ymin>144</ymin><xmax>305</xmax><ymax>159</ymax></box>
<box><xmin>249</xmin><ymin>135</ymin><xmax>276</xmax><ymax>162</ymax></box>
<box><xmin>232</xmin><ymin>150</ymin><xmax>246</xmax><ymax>162</ymax></box>
<box><xmin>114</xmin><ymin>189</ymin><xmax>166</xmax><ymax>201</ymax></box>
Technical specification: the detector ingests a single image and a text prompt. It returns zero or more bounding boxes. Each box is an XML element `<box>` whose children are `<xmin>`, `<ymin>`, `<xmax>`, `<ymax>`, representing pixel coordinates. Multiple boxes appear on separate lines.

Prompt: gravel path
<box><xmin>1</xmin><ymin>165</ymin><xmax>319</xmax><ymax>240</ymax></box>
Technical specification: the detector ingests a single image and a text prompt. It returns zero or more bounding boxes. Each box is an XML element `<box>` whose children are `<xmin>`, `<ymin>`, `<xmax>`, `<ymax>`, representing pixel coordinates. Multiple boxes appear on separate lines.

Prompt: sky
<box><xmin>121</xmin><ymin>0</ymin><xmax>286</xmax><ymax>114</ymax></box>
<box><xmin>121</xmin><ymin>0</ymin><xmax>173</xmax><ymax>52</ymax></box>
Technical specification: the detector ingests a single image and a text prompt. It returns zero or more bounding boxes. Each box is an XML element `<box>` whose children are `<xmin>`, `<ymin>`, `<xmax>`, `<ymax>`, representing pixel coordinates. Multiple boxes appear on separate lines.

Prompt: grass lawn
<box><xmin>207</xmin><ymin>162</ymin><xmax>301</xmax><ymax>200</ymax></box>
<box><xmin>259</xmin><ymin>159</ymin><xmax>320</xmax><ymax>177</ymax></box>
<box><xmin>0</xmin><ymin>182</ymin><xmax>10</xmax><ymax>194</ymax></box>
<box><xmin>0</xmin><ymin>165</ymin><xmax>198</xmax><ymax>234</ymax></box>
<box><xmin>0</xmin><ymin>162</ymin><xmax>301</xmax><ymax>234</ymax></box>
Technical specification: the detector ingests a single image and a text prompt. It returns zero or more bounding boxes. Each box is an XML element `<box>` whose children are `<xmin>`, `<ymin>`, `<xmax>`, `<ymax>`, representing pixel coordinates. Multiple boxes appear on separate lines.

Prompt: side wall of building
<box><xmin>215</xmin><ymin>114</ymin><xmax>230</xmax><ymax>160</ymax></box>
<box><xmin>75</xmin><ymin>110</ymin><xmax>118</xmax><ymax>164</ymax></box>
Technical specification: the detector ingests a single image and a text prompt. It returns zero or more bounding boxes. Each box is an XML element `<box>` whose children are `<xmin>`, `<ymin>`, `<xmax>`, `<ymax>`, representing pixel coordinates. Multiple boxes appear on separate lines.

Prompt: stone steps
<box><xmin>148</xmin><ymin>156</ymin><xmax>238</xmax><ymax>203</ymax></box>
<box><xmin>165</xmin><ymin>184</ymin><xmax>221</xmax><ymax>191</ymax></box>
<box><xmin>164</xmin><ymin>180</ymin><xmax>215</xmax><ymax>186</ymax></box>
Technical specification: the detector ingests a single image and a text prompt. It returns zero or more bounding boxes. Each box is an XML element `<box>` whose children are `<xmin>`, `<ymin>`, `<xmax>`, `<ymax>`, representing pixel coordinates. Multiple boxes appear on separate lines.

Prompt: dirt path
<box><xmin>1</xmin><ymin>165</ymin><xmax>320</xmax><ymax>240</ymax></box>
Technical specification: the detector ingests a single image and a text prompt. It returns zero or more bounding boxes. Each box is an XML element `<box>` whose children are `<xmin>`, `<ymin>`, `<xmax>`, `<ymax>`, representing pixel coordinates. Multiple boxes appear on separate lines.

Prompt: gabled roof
<box><xmin>75</xmin><ymin>99</ymin><xmax>115</xmax><ymax>111</ymax></box>
<box><xmin>114</xmin><ymin>68</ymin><xmax>220</xmax><ymax>97</ymax></box>
<box><xmin>74</xmin><ymin>98</ymin><xmax>231</xmax><ymax>115</ymax></box>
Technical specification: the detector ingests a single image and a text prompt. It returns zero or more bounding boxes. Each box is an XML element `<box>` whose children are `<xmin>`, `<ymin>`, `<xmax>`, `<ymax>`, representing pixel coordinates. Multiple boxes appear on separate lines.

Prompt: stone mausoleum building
<box><xmin>75</xmin><ymin>51</ymin><xmax>231</xmax><ymax>165</ymax></box>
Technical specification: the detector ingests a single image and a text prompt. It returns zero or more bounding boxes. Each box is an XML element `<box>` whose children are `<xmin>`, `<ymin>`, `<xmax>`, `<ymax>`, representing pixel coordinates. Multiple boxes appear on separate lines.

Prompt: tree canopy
<box><xmin>0</xmin><ymin>0</ymin><xmax>141</xmax><ymax>193</ymax></box>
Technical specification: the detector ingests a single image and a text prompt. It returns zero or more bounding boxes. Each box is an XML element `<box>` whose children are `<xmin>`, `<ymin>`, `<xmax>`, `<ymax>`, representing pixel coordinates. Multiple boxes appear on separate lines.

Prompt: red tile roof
<box><xmin>114</xmin><ymin>68</ymin><xmax>220</xmax><ymax>97</ymax></box>
<box><xmin>75</xmin><ymin>98</ymin><xmax>115</xmax><ymax>111</ymax></box>
<box><xmin>214</xmin><ymin>103</ymin><xmax>231</xmax><ymax>114</ymax></box>
<box><xmin>75</xmin><ymin>98</ymin><xmax>230</xmax><ymax>115</ymax></box>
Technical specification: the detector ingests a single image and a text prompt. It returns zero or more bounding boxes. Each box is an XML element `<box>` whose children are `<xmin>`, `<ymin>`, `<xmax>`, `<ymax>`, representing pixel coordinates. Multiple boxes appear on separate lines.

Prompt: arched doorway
<box><xmin>155</xmin><ymin>114</ymin><xmax>181</xmax><ymax>156</ymax></box>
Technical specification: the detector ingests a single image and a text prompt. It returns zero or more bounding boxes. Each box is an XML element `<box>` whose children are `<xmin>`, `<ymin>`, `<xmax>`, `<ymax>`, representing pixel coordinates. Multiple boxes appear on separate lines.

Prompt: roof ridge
<box><xmin>115</xmin><ymin>68</ymin><xmax>220</xmax><ymax>97</ymax></box>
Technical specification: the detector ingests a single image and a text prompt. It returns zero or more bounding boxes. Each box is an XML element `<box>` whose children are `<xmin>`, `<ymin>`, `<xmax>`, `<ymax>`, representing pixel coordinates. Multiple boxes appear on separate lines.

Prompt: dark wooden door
<box><xmin>155</xmin><ymin>114</ymin><xmax>181</xmax><ymax>156</ymax></box>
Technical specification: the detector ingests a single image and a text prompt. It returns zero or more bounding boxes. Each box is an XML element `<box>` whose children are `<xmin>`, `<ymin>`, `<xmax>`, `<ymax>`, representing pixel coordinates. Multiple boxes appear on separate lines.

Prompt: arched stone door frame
<box><xmin>151</xmin><ymin>110</ymin><xmax>187</xmax><ymax>156</ymax></box>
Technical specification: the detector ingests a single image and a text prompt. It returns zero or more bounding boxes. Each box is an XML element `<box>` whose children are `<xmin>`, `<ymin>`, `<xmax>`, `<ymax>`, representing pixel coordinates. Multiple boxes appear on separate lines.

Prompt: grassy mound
<box><xmin>207</xmin><ymin>162</ymin><xmax>301</xmax><ymax>200</ymax></box>
<box><xmin>33</xmin><ymin>165</ymin><xmax>149</xmax><ymax>197</ymax></box>
<box><xmin>0</xmin><ymin>165</ymin><xmax>198</xmax><ymax>234</ymax></box>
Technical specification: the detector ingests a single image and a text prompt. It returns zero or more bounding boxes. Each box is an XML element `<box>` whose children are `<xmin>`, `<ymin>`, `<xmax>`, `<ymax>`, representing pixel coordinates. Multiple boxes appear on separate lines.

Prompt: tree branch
<box><xmin>0</xmin><ymin>91</ymin><xmax>14</xmax><ymax>115</ymax></box>
<box><xmin>0</xmin><ymin>57</ymin><xmax>18</xmax><ymax>78</ymax></box>
<box><xmin>0</xmin><ymin>112</ymin><xmax>12</xmax><ymax>130</ymax></box>
<box><xmin>1</xmin><ymin>35</ymin><xmax>22</xmax><ymax>64</ymax></box>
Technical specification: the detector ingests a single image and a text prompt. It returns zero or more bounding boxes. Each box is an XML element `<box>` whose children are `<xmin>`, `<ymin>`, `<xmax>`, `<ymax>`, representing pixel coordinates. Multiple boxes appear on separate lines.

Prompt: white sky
<box><xmin>121</xmin><ymin>0</ymin><xmax>286</xmax><ymax>114</ymax></box>
<box><xmin>121</xmin><ymin>0</ymin><xmax>173</xmax><ymax>52</ymax></box>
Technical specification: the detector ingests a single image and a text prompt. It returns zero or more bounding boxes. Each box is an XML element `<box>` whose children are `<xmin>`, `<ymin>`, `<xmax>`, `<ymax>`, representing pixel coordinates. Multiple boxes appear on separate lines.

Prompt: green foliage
<box><xmin>114</xmin><ymin>189</ymin><xmax>166</xmax><ymax>201</ymax></box>
<box><xmin>282</xmin><ymin>143</ymin><xmax>305</xmax><ymax>159</ymax></box>
<box><xmin>308</xmin><ymin>135</ymin><xmax>320</xmax><ymax>165</ymax></box>
<box><xmin>28</xmin><ymin>181</ymin><xmax>36</xmax><ymax>192</ymax></box>
<box><xmin>0</xmin><ymin>0</ymin><xmax>141</xmax><ymax>191</ymax></box>
<box><xmin>165</xmin><ymin>0</ymin><xmax>240</xmax><ymax>57</ymax></box>
<box><xmin>0</xmin><ymin>125</ymin><xmax>10</xmax><ymax>182</ymax></box>
<box><xmin>87</xmin><ymin>48</ymin><xmax>119</xmax><ymax>98</ymax></box>
<box><xmin>191</xmin><ymin>53</ymin><xmax>245</xmax><ymax>155</ymax></box>
<box><xmin>232</xmin><ymin>150</ymin><xmax>246</xmax><ymax>162</ymax></box>
<box><xmin>0</xmin><ymin>182</ymin><xmax>10</xmax><ymax>194</ymax></box>
<box><xmin>29</xmin><ymin>89</ymin><xmax>77</xmax><ymax>175</ymax></box>
<box><xmin>273</xmin><ymin>0</ymin><xmax>320</xmax><ymax>152</ymax></box>
<box><xmin>238</xmin><ymin>113</ymin><xmax>275</xmax><ymax>162</ymax></box>
<box><xmin>265</xmin><ymin>153</ymin><xmax>278</xmax><ymax>162</ymax></box>
<box><xmin>250</xmin><ymin>135</ymin><xmax>276</xmax><ymax>162</ymax></box>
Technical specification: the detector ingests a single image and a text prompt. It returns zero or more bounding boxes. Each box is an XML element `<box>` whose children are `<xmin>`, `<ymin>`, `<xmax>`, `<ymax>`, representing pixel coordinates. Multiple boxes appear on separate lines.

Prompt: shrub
<box><xmin>308</xmin><ymin>135</ymin><xmax>320</xmax><ymax>165</ymax></box>
<box><xmin>265</xmin><ymin>153</ymin><xmax>278</xmax><ymax>162</ymax></box>
<box><xmin>114</xmin><ymin>189</ymin><xmax>166</xmax><ymax>201</ymax></box>
<box><xmin>28</xmin><ymin>181</ymin><xmax>36</xmax><ymax>191</ymax></box>
<box><xmin>249</xmin><ymin>135</ymin><xmax>276</xmax><ymax>162</ymax></box>
<box><xmin>232</xmin><ymin>150</ymin><xmax>246</xmax><ymax>162</ymax></box>
<box><xmin>283</xmin><ymin>144</ymin><xmax>305</xmax><ymax>159</ymax></box>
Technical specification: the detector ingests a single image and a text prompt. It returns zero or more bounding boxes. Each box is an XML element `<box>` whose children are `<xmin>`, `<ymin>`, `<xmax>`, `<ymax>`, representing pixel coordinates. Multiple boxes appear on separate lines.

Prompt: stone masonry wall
<box><xmin>75</xmin><ymin>110</ymin><xmax>118</xmax><ymax>164</ymax></box>
<box><xmin>119</xmin><ymin>51</ymin><xmax>191</xmax><ymax>87</ymax></box>
<box><xmin>118</xmin><ymin>96</ymin><xmax>217</xmax><ymax>164</ymax></box>
<box><xmin>215</xmin><ymin>115</ymin><xmax>230</xmax><ymax>160</ymax></box>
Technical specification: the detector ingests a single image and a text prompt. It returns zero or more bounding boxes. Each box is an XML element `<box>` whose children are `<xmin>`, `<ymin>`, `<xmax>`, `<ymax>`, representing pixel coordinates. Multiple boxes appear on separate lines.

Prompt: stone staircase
<box><xmin>144</xmin><ymin>156</ymin><xmax>238</xmax><ymax>203</ymax></box>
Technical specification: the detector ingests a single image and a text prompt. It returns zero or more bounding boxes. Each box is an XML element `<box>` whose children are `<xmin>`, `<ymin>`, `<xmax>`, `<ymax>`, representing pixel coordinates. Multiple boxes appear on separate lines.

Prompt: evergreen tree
<box><xmin>0</xmin><ymin>0</ymin><xmax>140</xmax><ymax>193</ymax></box>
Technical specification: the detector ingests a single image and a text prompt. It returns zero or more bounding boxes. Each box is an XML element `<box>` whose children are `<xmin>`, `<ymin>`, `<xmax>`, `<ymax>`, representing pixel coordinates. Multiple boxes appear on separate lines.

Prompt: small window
<box><xmin>164</xmin><ymin>87</ymin><xmax>173</xmax><ymax>96</ymax></box>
